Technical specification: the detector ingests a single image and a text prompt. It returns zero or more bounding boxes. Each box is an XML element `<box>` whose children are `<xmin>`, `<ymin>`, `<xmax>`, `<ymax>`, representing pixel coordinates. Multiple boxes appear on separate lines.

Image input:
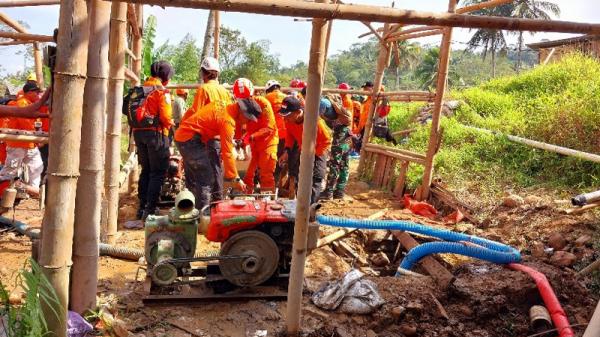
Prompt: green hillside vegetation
<box><xmin>384</xmin><ymin>53</ymin><xmax>600</xmax><ymax>193</ymax></box>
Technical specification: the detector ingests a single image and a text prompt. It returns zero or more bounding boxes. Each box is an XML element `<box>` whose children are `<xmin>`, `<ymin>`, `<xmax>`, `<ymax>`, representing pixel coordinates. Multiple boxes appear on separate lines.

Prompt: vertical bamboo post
<box><xmin>128</xmin><ymin>3</ymin><xmax>143</xmax><ymax>193</ymax></box>
<box><xmin>418</xmin><ymin>0</ymin><xmax>457</xmax><ymax>201</ymax></box>
<box><xmin>286</xmin><ymin>1</ymin><xmax>329</xmax><ymax>335</ymax></box>
<box><xmin>356</xmin><ymin>25</ymin><xmax>391</xmax><ymax>174</ymax></box>
<box><xmin>104</xmin><ymin>0</ymin><xmax>127</xmax><ymax>244</ymax></box>
<box><xmin>37</xmin><ymin>0</ymin><xmax>89</xmax><ymax>334</ymax></box>
<box><xmin>213</xmin><ymin>10</ymin><xmax>220</xmax><ymax>59</ymax></box>
<box><xmin>70</xmin><ymin>0</ymin><xmax>110</xmax><ymax>314</ymax></box>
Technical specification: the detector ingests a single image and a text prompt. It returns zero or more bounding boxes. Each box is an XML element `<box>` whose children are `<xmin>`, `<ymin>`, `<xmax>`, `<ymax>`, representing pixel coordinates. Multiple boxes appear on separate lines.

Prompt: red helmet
<box><xmin>233</xmin><ymin>78</ymin><xmax>254</xmax><ymax>99</ymax></box>
<box><xmin>338</xmin><ymin>83</ymin><xmax>350</xmax><ymax>90</ymax></box>
<box><xmin>298</xmin><ymin>80</ymin><xmax>307</xmax><ymax>88</ymax></box>
<box><xmin>290</xmin><ymin>78</ymin><xmax>304</xmax><ymax>89</ymax></box>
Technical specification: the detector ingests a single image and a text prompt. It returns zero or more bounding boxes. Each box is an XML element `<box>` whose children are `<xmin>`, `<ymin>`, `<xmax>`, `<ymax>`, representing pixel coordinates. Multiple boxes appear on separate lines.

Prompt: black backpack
<box><xmin>122</xmin><ymin>86</ymin><xmax>162</xmax><ymax>129</ymax></box>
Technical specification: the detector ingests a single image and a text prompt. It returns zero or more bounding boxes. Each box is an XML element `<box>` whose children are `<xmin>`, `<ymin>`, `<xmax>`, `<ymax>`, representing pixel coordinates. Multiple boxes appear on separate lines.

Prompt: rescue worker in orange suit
<box><xmin>264</xmin><ymin>79</ymin><xmax>287</xmax><ymax>184</ymax></box>
<box><xmin>175</xmin><ymin>100</ymin><xmax>249</xmax><ymax>211</ymax></box>
<box><xmin>350</xmin><ymin>95</ymin><xmax>363</xmax><ymax>156</ymax></box>
<box><xmin>133</xmin><ymin>61</ymin><xmax>174</xmax><ymax>220</ymax></box>
<box><xmin>232</xmin><ymin>78</ymin><xmax>278</xmax><ymax>193</ymax></box>
<box><xmin>0</xmin><ymin>82</ymin><xmax>44</xmax><ymax>196</ymax></box>
<box><xmin>278</xmin><ymin>96</ymin><xmax>332</xmax><ymax>204</ymax></box>
<box><xmin>182</xmin><ymin>57</ymin><xmax>231</xmax><ymax>122</ymax></box>
<box><xmin>356</xmin><ymin>81</ymin><xmax>374</xmax><ymax>152</ymax></box>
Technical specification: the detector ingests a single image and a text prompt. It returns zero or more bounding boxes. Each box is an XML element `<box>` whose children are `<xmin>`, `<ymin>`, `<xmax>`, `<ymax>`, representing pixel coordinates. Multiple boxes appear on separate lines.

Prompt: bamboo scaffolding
<box><xmin>128</xmin><ymin>3</ymin><xmax>142</xmax><ymax>191</ymax></box>
<box><xmin>364</xmin><ymin>143</ymin><xmax>426</xmax><ymax>160</ymax></box>
<box><xmin>0</xmin><ymin>30</ymin><xmax>53</xmax><ymax>42</ymax></box>
<box><xmin>286</xmin><ymin>1</ymin><xmax>328</xmax><ymax>334</ymax></box>
<box><xmin>0</xmin><ymin>11</ymin><xmax>44</xmax><ymax>86</ymax></box>
<box><xmin>126</xmin><ymin>3</ymin><xmax>140</xmax><ymax>38</ymax></box>
<box><xmin>387</xmin><ymin>29</ymin><xmax>444</xmax><ymax>42</ymax></box>
<box><xmin>213</xmin><ymin>10</ymin><xmax>220</xmax><ymax>59</ymax></box>
<box><xmin>418</xmin><ymin>0</ymin><xmax>457</xmax><ymax>201</ymax></box>
<box><xmin>0</xmin><ymin>133</ymin><xmax>48</xmax><ymax>143</ymax></box>
<box><xmin>38</xmin><ymin>0</ymin><xmax>89</xmax><ymax>334</ymax></box>
<box><xmin>357</xmin><ymin>24</ymin><xmax>391</xmax><ymax>174</ymax></box>
<box><xmin>124</xmin><ymin>67</ymin><xmax>140</xmax><ymax>83</ymax></box>
<box><xmin>455</xmin><ymin>0</ymin><xmax>514</xmax><ymax>14</ymax></box>
<box><xmin>0</xmin><ymin>0</ymin><xmax>59</xmax><ymax>6</ymax></box>
<box><xmin>387</xmin><ymin>25</ymin><xmax>443</xmax><ymax>39</ymax></box>
<box><xmin>361</xmin><ymin>21</ymin><xmax>384</xmax><ymax>44</ymax></box>
<box><xmin>0</xmin><ymin>39</ymin><xmax>33</xmax><ymax>46</ymax></box>
<box><xmin>107</xmin><ymin>0</ymin><xmax>600</xmax><ymax>34</ymax></box>
<box><xmin>104</xmin><ymin>1</ymin><xmax>127</xmax><ymax>244</ymax></box>
<box><xmin>125</xmin><ymin>47</ymin><xmax>137</xmax><ymax>60</ymax></box>
<box><xmin>70</xmin><ymin>0</ymin><xmax>110</xmax><ymax>315</ymax></box>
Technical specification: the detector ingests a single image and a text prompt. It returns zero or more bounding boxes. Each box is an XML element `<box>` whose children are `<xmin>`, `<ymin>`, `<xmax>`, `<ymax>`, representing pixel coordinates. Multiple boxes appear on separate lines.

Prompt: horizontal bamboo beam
<box><xmin>388</xmin><ymin>95</ymin><xmax>434</xmax><ymax>102</ymax></box>
<box><xmin>455</xmin><ymin>0</ymin><xmax>514</xmax><ymax>14</ymax></box>
<box><xmin>365</xmin><ymin>143</ymin><xmax>426</xmax><ymax>160</ymax></box>
<box><xmin>216</xmin><ymin>0</ymin><xmax>600</xmax><ymax>34</ymax></box>
<box><xmin>387</xmin><ymin>29</ymin><xmax>444</xmax><ymax>42</ymax></box>
<box><xmin>363</xmin><ymin>145</ymin><xmax>426</xmax><ymax>165</ymax></box>
<box><xmin>0</xmin><ymin>0</ymin><xmax>58</xmax><ymax>6</ymax></box>
<box><xmin>0</xmin><ymin>129</ymin><xmax>48</xmax><ymax>143</ymax></box>
<box><xmin>0</xmin><ymin>39</ymin><xmax>34</xmax><ymax>46</ymax></box>
<box><xmin>387</xmin><ymin>25</ymin><xmax>442</xmax><ymax>40</ymax></box>
<box><xmin>465</xmin><ymin>125</ymin><xmax>600</xmax><ymax>163</ymax></box>
<box><xmin>0</xmin><ymin>128</ymin><xmax>48</xmax><ymax>136</ymax></box>
<box><xmin>0</xmin><ymin>30</ymin><xmax>53</xmax><ymax>42</ymax></box>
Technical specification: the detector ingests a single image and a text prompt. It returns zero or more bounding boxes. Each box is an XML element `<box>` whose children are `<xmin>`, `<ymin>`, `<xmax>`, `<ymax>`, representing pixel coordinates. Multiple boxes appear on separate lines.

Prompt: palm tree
<box><xmin>512</xmin><ymin>0</ymin><xmax>560</xmax><ymax>71</ymax></box>
<box><xmin>414</xmin><ymin>47</ymin><xmax>461</xmax><ymax>90</ymax></box>
<box><xmin>462</xmin><ymin>0</ymin><xmax>513</xmax><ymax>77</ymax></box>
<box><xmin>391</xmin><ymin>41</ymin><xmax>421</xmax><ymax>89</ymax></box>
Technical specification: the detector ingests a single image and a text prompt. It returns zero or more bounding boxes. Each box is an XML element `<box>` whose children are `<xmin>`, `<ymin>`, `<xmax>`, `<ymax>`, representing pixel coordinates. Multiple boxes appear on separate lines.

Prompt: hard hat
<box><xmin>265</xmin><ymin>79</ymin><xmax>280</xmax><ymax>91</ymax></box>
<box><xmin>233</xmin><ymin>78</ymin><xmax>254</xmax><ymax>99</ymax></box>
<box><xmin>201</xmin><ymin>56</ymin><xmax>220</xmax><ymax>72</ymax></box>
<box><xmin>26</xmin><ymin>73</ymin><xmax>37</xmax><ymax>82</ymax></box>
<box><xmin>298</xmin><ymin>80</ymin><xmax>307</xmax><ymax>88</ymax></box>
<box><xmin>338</xmin><ymin>82</ymin><xmax>350</xmax><ymax>90</ymax></box>
<box><xmin>175</xmin><ymin>88</ymin><xmax>189</xmax><ymax>96</ymax></box>
<box><xmin>290</xmin><ymin>78</ymin><xmax>302</xmax><ymax>88</ymax></box>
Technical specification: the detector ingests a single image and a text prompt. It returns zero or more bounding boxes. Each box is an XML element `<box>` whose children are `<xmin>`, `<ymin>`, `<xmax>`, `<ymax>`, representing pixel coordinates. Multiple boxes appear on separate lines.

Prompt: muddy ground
<box><xmin>1</xmin><ymin>160</ymin><xmax>599</xmax><ymax>337</ymax></box>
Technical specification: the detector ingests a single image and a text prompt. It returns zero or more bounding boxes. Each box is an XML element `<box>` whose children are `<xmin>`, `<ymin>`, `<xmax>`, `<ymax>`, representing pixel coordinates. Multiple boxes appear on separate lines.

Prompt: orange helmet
<box><xmin>338</xmin><ymin>82</ymin><xmax>350</xmax><ymax>90</ymax></box>
<box><xmin>175</xmin><ymin>88</ymin><xmax>188</xmax><ymax>96</ymax></box>
<box><xmin>233</xmin><ymin>78</ymin><xmax>254</xmax><ymax>99</ymax></box>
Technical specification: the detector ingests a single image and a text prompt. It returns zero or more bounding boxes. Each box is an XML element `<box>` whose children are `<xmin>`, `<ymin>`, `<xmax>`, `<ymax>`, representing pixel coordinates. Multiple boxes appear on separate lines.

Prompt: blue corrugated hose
<box><xmin>316</xmin><ymin>215</ymin><xmax>521</xmax><ymax>276</ymax></box>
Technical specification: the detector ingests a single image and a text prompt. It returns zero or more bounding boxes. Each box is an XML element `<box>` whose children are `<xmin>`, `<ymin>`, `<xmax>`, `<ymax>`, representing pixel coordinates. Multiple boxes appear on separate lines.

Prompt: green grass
<box><xmin>383</xmin><ymin>53</ymin><xmax>600</xmax><ymax>193</ymax></box>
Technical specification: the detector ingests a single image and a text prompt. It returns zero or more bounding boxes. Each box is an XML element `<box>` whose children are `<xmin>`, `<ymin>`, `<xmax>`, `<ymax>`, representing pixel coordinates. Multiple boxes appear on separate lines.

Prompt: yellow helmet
<box><xmin>26</xmin><ymin>73</ymin><xmax>37</xmax><ymax>82</ymax></box>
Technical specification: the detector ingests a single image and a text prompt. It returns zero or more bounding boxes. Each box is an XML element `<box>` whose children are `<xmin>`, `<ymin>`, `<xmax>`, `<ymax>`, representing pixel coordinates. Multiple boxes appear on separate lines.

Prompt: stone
<box><xmin>336</xmin><ymin>327</ymin><xmax>353</xmax><ymax>337</ymax></box>
<box><xmin>550</xmin><ymin>251</ymin><xmax>577</xmax><ymax>267</ymax></box>
<box><xmin>455</xmin><ymin>223</ymin><xmax>475</xmax><ymax>233</ymax></box>
<box><xmin>405</xmin><ymin>301</ymin><xmax>424</xmax><ymax>313</ymax></box>
<box><xmin>391</xmin><ymin>306</ymin><xmax>406</xmax><ymax>319</ymax></box>
<box><xmin>547</xmin><ymin>233</ymin><xmax>567</xmax><ymax>250</ymax></box>
<box><xmin>575</xmin><ymin>235</ymin><xmax>592</xmax><ymax>247</ymax></box>
<box><xmin>524</xmin><ymin>195</ymin><xmax>542</xmax><ymax>205</ymax></box>
<box><xmin>370</xmin><ymin>252</ymin><xmax>390</xmax><ymax>267</ymax></box>
<box><xmin>457</xmin><ymin>305</ymin><xmax>473</xmax><ymax>317</ymax></box>
<box><xmin>352</xmin><ymin>316</ymin><xmax>365</xmax><ymax>324</ymax></box>
<box><xmin>366</xmin><ymin>330</ymin><xmax>377</xmax><ymax>337</ymax></box>
<box><xmin>530</xmin><ymin>241</ymin><xmax>546</xmax><ymax>258</ymax></box>
<box><xmin>502</xmin><ymin>195</ymin><xmax>524</xmax><ymax>208</ymax></box>
<box><xmin>399</xmin><ymin>324</ymin><xmax>417</xmax><ymax>336</ymax></box>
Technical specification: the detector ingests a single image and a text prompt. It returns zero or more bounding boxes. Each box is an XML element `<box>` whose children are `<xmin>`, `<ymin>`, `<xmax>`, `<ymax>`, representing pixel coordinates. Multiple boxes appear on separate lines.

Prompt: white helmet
<box><xmin>265</xmin><ymin>79</ymin><xmax>280</xmax><ymax>91</ymax></box>
<box><xmin>201</xmin><ymin>56</ymin><xmax>220</xmax><ymax>72</ymax></box>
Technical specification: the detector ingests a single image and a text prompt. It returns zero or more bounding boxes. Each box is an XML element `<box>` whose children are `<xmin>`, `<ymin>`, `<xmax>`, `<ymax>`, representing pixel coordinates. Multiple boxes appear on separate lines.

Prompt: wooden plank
<box><xmin>332</xmin><ymin>241</ymin><xmax>368</xmax><ymax>266</ymax></box>
<box><xmin>316</xmin><ymin>209</ymin><xmax>388</xmax><ymax>248</ymax></box>
<box><xmin>363</xmin><ymin>147</ymin><xmax>426</xmax><ymax>165</ymax></box>
<box><xmin>393</xmin><ymin>231</ymin><xmax>454</xmax><ymax>289</ymax></box>
<box><xmin>373</xmin><ymin>153</ymin><xmax>385</xmax><ymax>186</ymax></box>
<box><xmin>383</xmin><ymin>158</ymin><xmax>397</xmax><ymax>191</ymax></box>
<box><xmin>565</xmin><ymin>202</ymin><xmax>600</xmax><ymax>215</ymax></box>
<box><xmin>393</xmin><ymin>161</ymin><xmax>409</xmax><ymax>196</ymax></box>
<box><xmin>365</xmin><ymin>143</ymin><xmax>426</xmax><ymax>160</ymax></box>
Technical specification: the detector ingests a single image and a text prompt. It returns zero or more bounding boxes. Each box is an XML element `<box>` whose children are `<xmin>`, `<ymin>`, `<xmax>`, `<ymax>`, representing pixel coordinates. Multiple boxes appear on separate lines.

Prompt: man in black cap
<box><xmin>278</xmin><ymin>96</ymin><xmax>332</xmax><ymax>203</ymax></box>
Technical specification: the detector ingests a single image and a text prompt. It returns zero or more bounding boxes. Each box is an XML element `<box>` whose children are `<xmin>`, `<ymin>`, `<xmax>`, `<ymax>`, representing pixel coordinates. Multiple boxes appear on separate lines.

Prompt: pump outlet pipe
<box><xmin>572</xmin><ymin>189</ymin><xmax>600</xmax><ymax>206</ymax></box>
<box><xmin>509</xmin><ymin>263</ymin><xmax>574</xmax><ymax>337</ymax></box>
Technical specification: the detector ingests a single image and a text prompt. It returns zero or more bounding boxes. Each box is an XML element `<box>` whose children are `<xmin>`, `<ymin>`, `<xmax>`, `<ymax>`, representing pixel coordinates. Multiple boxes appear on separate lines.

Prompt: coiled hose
<box><xmin>0</xmin><ymin>216</ymin><xmax>144</xmax><ymax>261</ymax></box>
<box><xmin>316</xmin><ymin>215</ymin><xmax>521</xmax><ymax>273</ymax></box>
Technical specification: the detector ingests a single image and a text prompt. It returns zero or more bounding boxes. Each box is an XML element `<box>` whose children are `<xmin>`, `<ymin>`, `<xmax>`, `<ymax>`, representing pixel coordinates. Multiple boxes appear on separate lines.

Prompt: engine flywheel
<box><xmin>219</xmin><ymin>230</ymin><xmax>280</xmax><ymax>287</ymax></box>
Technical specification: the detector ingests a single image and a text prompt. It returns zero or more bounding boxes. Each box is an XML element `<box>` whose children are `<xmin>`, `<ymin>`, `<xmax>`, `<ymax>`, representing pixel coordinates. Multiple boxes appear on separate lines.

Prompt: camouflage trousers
<box><xmin>325</xmin><ymin>126</ymin><xmax>351</xmax><ymax>195</ymax></box>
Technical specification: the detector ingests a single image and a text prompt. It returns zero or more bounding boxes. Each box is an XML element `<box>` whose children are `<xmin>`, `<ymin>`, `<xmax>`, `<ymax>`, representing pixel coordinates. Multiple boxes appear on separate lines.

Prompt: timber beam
<box><xmin>0</xmin><ymin>0</ymin><xmax>59</xmax><ymax>6</ymax></box>
<box><xmin>0</xmin><ymin>31</ymin><xmax>53</xmax><ymax>42</ymax></box>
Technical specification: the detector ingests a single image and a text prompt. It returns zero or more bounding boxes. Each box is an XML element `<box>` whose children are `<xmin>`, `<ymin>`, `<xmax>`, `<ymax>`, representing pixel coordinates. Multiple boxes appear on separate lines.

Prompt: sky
<box><xmin>1</xmin><ymin>0</ymin><xmax>599</xmax><ymax>75</ymax></box>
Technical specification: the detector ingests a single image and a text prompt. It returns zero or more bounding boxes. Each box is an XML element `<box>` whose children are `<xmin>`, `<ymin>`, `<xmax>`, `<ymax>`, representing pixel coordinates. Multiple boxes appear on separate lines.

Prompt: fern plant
<box><xmin>0</xmin><ymin>259</ymin><xmax>63</xmax><ymax>337</ymax></box>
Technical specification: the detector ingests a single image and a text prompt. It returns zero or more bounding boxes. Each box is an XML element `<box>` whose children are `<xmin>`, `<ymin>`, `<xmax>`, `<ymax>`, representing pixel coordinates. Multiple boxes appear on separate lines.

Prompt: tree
<box><xmin>218</xmin><ymin>26</ymin><xmax>248</xmax><ymax>83</ymax></box>
<box><xmin>462</xmin><ymin>0</ymin><xmax>513</xmax><ymax>77</ymax></box>
<box><xmin>391</xmin><ymin>41</ymin><xmax>422</xmax><ymax>89</ymax></box>
<box><xmin>233</xmin><ymin>40</ymin><xmax>279</xmax><ymax>85</ymax></box>
<box><xmin>512</xmin><ymin>0</ymin><xmax>560</xmax><ymax>71</ymax></box>
<box><xmin>414</xmin><ymin>47</ymin><xmax>461</xmax><ymax>90</ymax></box>
<box><xmin>141</xmin><ymin>15</ymin><xmax>157</xmax><ymax>81</ymax></box>
<box><xmin>199</xmin><ymin>10</ymin><xmax>215</xmax><ymax>81</ymax></box>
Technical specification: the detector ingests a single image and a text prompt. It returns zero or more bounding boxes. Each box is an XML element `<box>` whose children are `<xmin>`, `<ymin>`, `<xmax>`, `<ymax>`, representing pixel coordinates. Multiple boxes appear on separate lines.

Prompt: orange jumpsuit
<box><xmin>175</xmin><ymin>101</ymin><xmax>239</xmax><ymax>180</ymax></box>
<box><xmin>236</xmin><ymin>96</ymin><xmax>278</xmax><ymax>191</ymax></box>
<box><xmin>182</xmin><ymin>79</ymin><xmax>232</xmax><ymax>122</ymax></box>
<box><xmin>358</xmin><ymin>96</ymin><xmax>372</xmax><ymax>134</ymax></box>
<box><xmin>133</xmin><ymin>77</ymin><xmax>174</xmax><ymax>136</ymax></box>
<box><xmin>7</xmin><ymin>95</ymin><xmax>39</xmax><ymax>149</ymax></box>
<box><xmin>284</xmin><ymin>118</ymin><xmax>332</xmax><ymax>157</ymax></box>
<box><xmin>265</xmin><ymin>90</ymin><xmax>287</xmax><ymax>141</ymax></box>
<box><xmin>351</xmin><ymin>100</ymin><xmax>362</xmax><ymax>135</ymax></box>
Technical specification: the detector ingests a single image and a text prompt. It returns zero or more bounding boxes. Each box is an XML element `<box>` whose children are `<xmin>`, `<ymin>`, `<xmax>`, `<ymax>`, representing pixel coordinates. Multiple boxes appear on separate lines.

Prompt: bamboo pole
<box><xmin>0</xmin><ymin>40</ymin><xmax>33</xmax><ymax>46</ymax></box>
<box><xmin>104</xmin><ymin>0</ymin><xmax>127</xmax><ymax>244</ymax></box>
<box><xmin>387</xmin><ymin>29</ymin><xmax>444</xmax><ymax>42</ymax></box>
<box><xmin>0</xmin><ymin>0</ymin><xmax>59</xmax><ymax>6</ymax></box>
<box><xmin>70</xmin><ymin>0</ymin><xmax>109</xmax><ymax>315</ymax></box>
<box><xmin>132</xmin><ymin>3</ymin><xmax>143</xmax><ymax>79</ymax></box>
<box><xmin>583</xmin><ymin>300</ymin><xmax>600</xmax><ymax>337</ymax></box>
<box><xmin>286</xmin><ymin>1</ymin><xmax>328</xmax><ymax>334</ymax></box>
<box><xmin>387</xmin><ymin>25</ymin><xmax>443</xmax><ymax>39</ymax></box>
<box><xmin>361</xmin><ymin>21</ymin><xmax>384</xmax><ymax>44</ymax></box>
<box><xmin>105</xmin><ymin>0</ymin><xmax>600</xmax><ymax>35</ymax></box>
<box><xmin>356</xmin><ymin>24</ymin><xmax>391</xmax><ymax>174</ymax></box>
<box><xmin>213</xmin><ymin>10</ymin><xmax>220</xmax><ymax>59</ymax></box>
<box><xmin>455</xmin><ymin>0</ymin><xmax>514</xmax><ymax>14</ymax></box>
<box><xmin>0</xmin><ymin>30</ymin><xmax>53</xmax><ymax>42</ymax></box>
<box><xmin>364</xmin><ymin>143</ymin><xmax>426</xmax><ymax>160</ymax></box>
<box><xmin>0</xmin><ymin>133</ymin><xmax>47</xmax><ymax>143</ymax></box>
<box><xmin>418</xmin><ymin>0</ymin><xmax>457</xmax><ymax>201</ymax></box>
<box><xmin>38</xmin><ymin>0</ymin><xmax>89</xmax><ymax>334</ymax></box>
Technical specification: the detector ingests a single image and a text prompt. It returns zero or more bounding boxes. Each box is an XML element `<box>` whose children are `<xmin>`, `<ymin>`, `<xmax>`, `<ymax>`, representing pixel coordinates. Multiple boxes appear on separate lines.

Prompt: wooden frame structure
<box><xmin>3</xmin><ymin>0</ymin><xmax>600</xmax><ymax>336</ymax></box>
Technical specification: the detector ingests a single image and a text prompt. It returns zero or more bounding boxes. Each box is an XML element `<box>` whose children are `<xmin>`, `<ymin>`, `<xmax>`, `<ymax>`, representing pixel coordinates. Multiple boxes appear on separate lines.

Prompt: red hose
<box><xmin>509</xmin><ymin>263</ymin><xmax>574</xmax><ymax>337</ymax></box>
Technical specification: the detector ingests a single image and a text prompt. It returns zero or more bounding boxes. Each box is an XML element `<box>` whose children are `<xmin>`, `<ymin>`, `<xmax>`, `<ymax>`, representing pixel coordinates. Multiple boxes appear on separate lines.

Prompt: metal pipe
<box><xmin>571</xmin><ymin>189</ymin><xmax>600</xmax><ymax>206</ymax></box>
